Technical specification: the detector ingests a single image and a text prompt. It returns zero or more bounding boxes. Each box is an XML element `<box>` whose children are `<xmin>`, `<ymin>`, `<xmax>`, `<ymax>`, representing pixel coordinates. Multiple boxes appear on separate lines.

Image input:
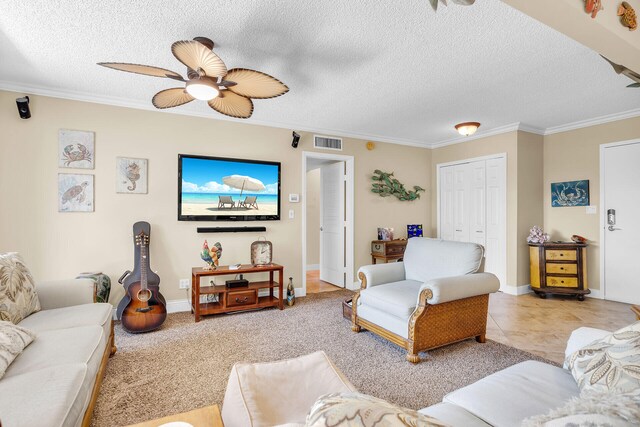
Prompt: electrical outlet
<box><xmin>289</xmin><ymin>209</ymin><xmax>294</xmax><ymax>219</ymax></box>
<box><xmin>179</xmin><ymin>279</ymin><xmax>190</xmax><ymax>289</ymax></box>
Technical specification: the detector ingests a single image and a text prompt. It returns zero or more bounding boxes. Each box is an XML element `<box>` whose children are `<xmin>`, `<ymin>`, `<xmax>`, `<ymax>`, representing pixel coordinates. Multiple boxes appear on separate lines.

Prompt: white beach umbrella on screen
<box><xmin>222</xmin><ymin>175</ymin><xmax>265</xmax><ymax>200</ymax></box>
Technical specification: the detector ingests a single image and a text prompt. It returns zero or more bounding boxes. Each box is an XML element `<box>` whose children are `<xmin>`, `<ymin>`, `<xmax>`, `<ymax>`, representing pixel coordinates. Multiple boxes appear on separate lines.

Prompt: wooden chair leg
<box><xmin>475</xmin><ymin>333</ymin><xmax>486</xmax><ymax>343</ymax></box>
<box><xmin>351</xmin><ymin>323</ymin><xmax>361</xmax><ymax>332</ymax></box>
<box><xmin>406</xmin><ymin>352</ymin><xmax>420</xmax><ymax>363</ymax></box>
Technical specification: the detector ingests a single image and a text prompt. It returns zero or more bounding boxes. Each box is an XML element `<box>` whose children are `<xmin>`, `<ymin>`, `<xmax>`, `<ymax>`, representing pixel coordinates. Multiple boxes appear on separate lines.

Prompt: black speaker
<box><xmin>291</xmin><ymin>131</ymin><xmax>300</xmax><ymax>148</ymax></box>
<box><xmin>16</xmin><ymin>96</ymin><xmax>31</xmax><ymax>119</ymax></box>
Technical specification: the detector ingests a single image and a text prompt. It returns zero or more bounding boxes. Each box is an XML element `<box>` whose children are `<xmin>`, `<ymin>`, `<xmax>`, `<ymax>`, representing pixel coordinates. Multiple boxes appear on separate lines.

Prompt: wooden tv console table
<box><xmin>191</xmin><ymin>264</ymin><xmax>284</xmax><ymax>322</ymax></box>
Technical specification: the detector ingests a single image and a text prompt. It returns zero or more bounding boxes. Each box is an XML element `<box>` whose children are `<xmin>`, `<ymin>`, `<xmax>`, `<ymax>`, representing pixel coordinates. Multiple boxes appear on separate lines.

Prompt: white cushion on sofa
<box><xmin>222</xmin><ymin>351</ymin><xmax>356</xmax><ymax>427</ymax></box>
<box><xmin>443</xmin><ymin>360</ymin><xmax>579</xmax><ymax>427</ymax></box>
<box><xmin>358</xmin><ymin>280</ymin><xmax>423</xmax><ymax>318</ymax></box>
<box><xmin>19</xmin><ymin>302</ymin><xmax>112</xmax><ymax>338</ymax></box>
<box><xmin>403</xmin><ymin>239</ymin><xmax>483</xmax><ymax>283</ymax></box>
<box><xmin>419</xmin><ymin>402</ymin><xmax>491</xmax><ymax>426</ymax></box>
<box><xmin>4</xmin><ymin>325</ymin><xmax>104</xmax><ymax>378</ymax></box>
<box><xmin>0</xmin><ymin>364</ymin><xmax>88</xmax><ymax>427</ymax></box>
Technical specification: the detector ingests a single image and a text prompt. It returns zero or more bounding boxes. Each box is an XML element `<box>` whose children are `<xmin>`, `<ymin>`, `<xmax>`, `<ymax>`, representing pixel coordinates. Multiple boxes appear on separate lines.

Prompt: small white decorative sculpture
<box><xmin>527</xmin><ymin>226</ymin><xmax>550</xmax><ymax>244</ymax></box>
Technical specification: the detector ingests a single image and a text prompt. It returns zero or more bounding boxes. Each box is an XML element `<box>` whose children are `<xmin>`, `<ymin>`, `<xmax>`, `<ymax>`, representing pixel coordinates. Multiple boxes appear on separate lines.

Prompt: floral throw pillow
<box><xmin>306</xmin><ymin>392</ymin><xmax>449</xmax><ymax>427</ymax></box>
<box><xmin>567</xmin><ymin>321</ymin><xmax>640</xmax><ymax>396</ymax></box>
<box><xmin>0</xmin><ymin>320</ymin><xmax>36</xmax><ymax>379</ymax></box>
<box><xmin>0</xmin><ymin>253</ymin><xmax>41</xmax><ymax>323</ymax></box>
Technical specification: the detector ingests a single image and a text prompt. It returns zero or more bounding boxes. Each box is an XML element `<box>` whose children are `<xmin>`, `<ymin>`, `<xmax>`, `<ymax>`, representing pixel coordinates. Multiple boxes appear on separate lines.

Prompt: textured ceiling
<box><xmin>1</xmin><ymin>0</ymin><xmax>639</xmax><ymax>147</ymax></box>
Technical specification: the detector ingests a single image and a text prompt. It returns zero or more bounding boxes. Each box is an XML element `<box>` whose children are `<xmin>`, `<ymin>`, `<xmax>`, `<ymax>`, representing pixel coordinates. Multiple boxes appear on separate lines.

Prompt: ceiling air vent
<box><xmin>314</xmin><ymin>135</ymin><xmax>343</xmax><ymax>151</ymax></box>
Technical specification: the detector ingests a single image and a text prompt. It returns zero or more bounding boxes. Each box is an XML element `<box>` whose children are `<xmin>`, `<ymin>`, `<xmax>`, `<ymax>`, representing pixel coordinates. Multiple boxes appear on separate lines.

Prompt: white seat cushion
<box><xmin>4</xmin><ymin>325</ymin><xmax>104</xmax><ymax>378</ymax></box>
<box><xmin>443</xmin><ymin>360</ymin><xmax>579</xmax><ymax>427</ymax></box>
<box><xmin>19</xmin><ymin>302</ymin><xmax>111</xmax><ymax>339</ymax></box>
<box><xmin>0</xmin><ymin>364</ymin><xmax>88</xmax><ymax>427</ymax></box>
<box><xmin>222</xmin><ymin>351</ymin><xmax>356</xmax><ymax>427</ymax></box>
<box><xmin>358</xmin><ymin>280</ymin><xmax>423</xmax><ymax>318</ymax></box>
<box><xmin>419</xmin><ymin>403</ymin><xmax>491</xmax><ymax>427</ymax></box>
<box><xmin>403</xmin><ymin>238</ymin><xmax>483</xmax><ymax>283</ymax></box>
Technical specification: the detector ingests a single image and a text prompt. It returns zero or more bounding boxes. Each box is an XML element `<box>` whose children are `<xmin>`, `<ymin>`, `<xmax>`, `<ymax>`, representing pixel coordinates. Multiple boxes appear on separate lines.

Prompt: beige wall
<box><xmin>0</xmin><ymin>90</ymin><xmax>431</xmax><ymax>304</ymax></box>
<box><xmin>306</xmin><ymin>168</ymin><xmax>320</xmax><ymax>266</ymax></box>
<box><xmin>516</xmin><ymin>131</ymin><xmax>544</xmax><ymax>286</ymax></box>
<box><xmin>543</xmin><ymin>116</ymin><xmax>640</xmax><ymax>291</ymax></box>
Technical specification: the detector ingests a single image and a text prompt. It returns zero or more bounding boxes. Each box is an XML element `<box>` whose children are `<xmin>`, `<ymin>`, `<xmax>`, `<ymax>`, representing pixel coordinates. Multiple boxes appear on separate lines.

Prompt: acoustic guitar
<box><xmin>117</xmin><ymin>221</ymin><xmax>167</xmax><ymax>333</ymax></box>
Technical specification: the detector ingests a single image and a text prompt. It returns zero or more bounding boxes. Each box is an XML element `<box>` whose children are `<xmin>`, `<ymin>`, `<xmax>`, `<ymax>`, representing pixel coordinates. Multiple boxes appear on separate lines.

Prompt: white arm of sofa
<box><xmin>563</xmin><ymin>327</ymin><xmax>611</xmax><ymax>368</ymax></box>
<box><xmin>419</xmin><ymin>273</ymin><xmax>500</xmax><ymax>305</ymax></box>
<box><xmin>36</xmin><ymin>279</ymin><xmax>96</xmax><ymax>310</ymax></box>
<box><xmin>357</xmin><ymin>262</ymin><xmax>406</xmax><ymax>289</ymax></box>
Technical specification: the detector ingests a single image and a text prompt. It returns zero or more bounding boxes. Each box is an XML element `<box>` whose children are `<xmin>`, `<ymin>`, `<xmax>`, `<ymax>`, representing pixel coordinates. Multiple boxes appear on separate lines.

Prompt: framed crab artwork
<box><xmin>58</xmin><ymin>174</ymin><xmax>94</xmax><ymax>212</ymax></box>
<box><xmin>58</xmin><ymin>129</ymin><xmax>95</xmax><ymax>169</ymax></box>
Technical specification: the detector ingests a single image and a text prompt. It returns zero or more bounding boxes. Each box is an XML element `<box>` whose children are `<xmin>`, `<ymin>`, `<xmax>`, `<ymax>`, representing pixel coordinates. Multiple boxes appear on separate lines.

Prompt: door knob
<box><xmin>608</xmin><ymin>225</ymin><xmax>622</xmax><ymax>231</ymax></box>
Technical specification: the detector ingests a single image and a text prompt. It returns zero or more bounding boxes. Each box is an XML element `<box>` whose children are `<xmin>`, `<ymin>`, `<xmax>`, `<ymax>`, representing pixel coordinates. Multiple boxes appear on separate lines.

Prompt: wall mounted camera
<box><xmin>16</xmin><ymin>96</ymin><xmax>31</xmax><ymax>119</ymax></box>
<box><xmin>291</xmin><ymin>131</ymin><xmax>300</xmax><ymax>148</ymax></box>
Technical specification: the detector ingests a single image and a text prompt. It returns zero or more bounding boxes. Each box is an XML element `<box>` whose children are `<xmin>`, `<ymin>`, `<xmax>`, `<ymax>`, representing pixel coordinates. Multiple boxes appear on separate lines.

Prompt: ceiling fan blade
<box><xmin>98</xmin><ymin>62</ymin><xmax>184</xmax><ymax>80</ymax></box>
<box><xmin>208</xmin><ymin>90</ymin><xmax>254</xmax><ymax>119</ymax></box>
<box><xmin>152</xmin><ymin>88</ymin><xmax>195</xmax><ymax>109</ymax></box>
<box><xmin>225</xmin><ymin>68</ymin><xmax>289</xmax><ymax>99</ymax></box>
<box><xmin>171</xmin><ymin>40</ymin><xmax>227</xmax><ymax>78</ymax></box>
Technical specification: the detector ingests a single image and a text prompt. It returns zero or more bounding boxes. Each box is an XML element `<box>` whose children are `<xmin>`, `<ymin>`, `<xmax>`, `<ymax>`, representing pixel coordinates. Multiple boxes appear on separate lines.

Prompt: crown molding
<box><xmin>2</xmin><ymin>81</ymin><xmax>639</xmax><ymax>150</ymax></box>
<box><xmin>543</xmin><ymin>108</ymin><xmax>640</xmax><ymax>135</ymax></box>
<box><xmin>0</xmin><ymin>81</ymin><xmax>430</xmax><ymax>149</ymax></box>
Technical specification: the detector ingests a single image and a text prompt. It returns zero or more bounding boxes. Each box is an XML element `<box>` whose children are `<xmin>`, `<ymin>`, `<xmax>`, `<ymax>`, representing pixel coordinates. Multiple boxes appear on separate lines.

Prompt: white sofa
<box><xmin>418</xmin><ymin>327</ymin><xmax>612</xmax><ymax>426</ymax></box>
<box><xmin>352</xmin><ymin>238</ymin><xmax>500</xmax><ymax>362</ymax></box>
<box><xmin>0</xmin><ymin>279</ymin><xmax>115</xmax><ymax>427</ymax></box>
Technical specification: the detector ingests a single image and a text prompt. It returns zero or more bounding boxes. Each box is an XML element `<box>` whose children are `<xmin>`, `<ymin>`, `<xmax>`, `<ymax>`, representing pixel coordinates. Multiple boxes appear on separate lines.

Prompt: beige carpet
<box><xmin>93</xmin><ymin>290</ymin><xmax>551</xmax><ymax>426</ymax></box>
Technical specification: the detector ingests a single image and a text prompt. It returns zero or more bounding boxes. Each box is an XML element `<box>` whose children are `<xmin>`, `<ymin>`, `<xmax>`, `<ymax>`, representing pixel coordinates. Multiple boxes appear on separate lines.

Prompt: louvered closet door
<box><xmin>485</xmin><ymin>158</ymin><xmax>506</xmax><ymax>286</ymax></box>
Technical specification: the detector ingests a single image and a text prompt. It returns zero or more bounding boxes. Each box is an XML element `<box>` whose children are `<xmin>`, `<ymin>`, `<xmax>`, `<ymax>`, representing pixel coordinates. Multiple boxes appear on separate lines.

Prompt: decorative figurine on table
<box><xmin>286</xmin><ymin>277</ymin><xmax>296</xmax><ymax>306</ymax></box>
<box><xmin>201</xmin><ymin>240</ymin><xmax>223</xmax><ymax>270</ymax></box>
<box><xmin>527</xmin><ymin>226</ymin><xmax>550</xmax><ymax>244</ymax></box>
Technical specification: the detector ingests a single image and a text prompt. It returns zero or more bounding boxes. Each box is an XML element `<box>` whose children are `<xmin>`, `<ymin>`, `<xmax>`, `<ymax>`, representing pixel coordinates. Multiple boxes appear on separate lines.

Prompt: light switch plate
<box><xmin>586</xmin><ymin>205</ymin><xmax>597</xmax><ymax>215</ymax></box>
<box><xmin>289</xmin><ymin>194</ymin><xmax>300</xmax><ymax>203</ymax></box>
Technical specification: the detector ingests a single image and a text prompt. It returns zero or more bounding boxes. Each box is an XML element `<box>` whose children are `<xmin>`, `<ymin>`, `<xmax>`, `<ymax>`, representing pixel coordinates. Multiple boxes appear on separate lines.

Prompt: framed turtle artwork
<box><xmin>58</xmin><ymin>174</ymin><xmax>94</xmax><ymax>212</ymax></box>
<box><xmin>58</xmin><ymin>129</ymin><xmax>95</xmax><ymax>169</ymax></box>
<box><xmin>116</xmin><ymin>157</ymin><xmax>148</xmax><ymax>194</ymax></box>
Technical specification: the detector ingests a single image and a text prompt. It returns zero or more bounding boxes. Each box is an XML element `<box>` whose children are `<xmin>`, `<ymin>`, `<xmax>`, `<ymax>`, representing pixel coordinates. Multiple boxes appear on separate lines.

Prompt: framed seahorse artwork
<box><xmin>58</xmin><ymin>129</ymin><xmax>95</xmax><ymax>169</ymax></box>
<box><xmin>116</xmin><ymin>157</ymin><xmax>148</xmax><ymax>194</ymax></box>
<box><xmin>58</xmin><ymin>174</ymin><xmax>94</xmax><ymax>212</ymax></box>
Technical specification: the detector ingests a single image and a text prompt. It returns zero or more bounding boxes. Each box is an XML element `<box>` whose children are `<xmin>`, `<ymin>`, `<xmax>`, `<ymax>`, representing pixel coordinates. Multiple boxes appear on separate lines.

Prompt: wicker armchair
<box><xmin>351</xmin><ymin>238</ymin><xmax>500</xmax><ymax>363</ymax></box>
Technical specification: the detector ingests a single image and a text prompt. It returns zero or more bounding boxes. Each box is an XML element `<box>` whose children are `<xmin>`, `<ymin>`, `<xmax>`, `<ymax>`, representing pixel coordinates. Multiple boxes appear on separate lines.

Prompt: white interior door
<box><xmin>453</xmin><ymin>163</ymin><xmax>470</xmax><ymax>242</ymax></box>
<box><xmin>320</xmin><ymin>162</ymin><xmax>345</xmax><ymax>286</ymax></box>
<box><xmin>469</xmin><ymin>161</ymin><xmax>486</xmax><ymax>247</ymax></box>
<box><xmin>485</xmin><ymin>158</ymin><xmax>506</xmax><ymax>288</ymax></box>
<box><xmin>602</xmin><ymin>141</ymin><xmax>640</xmax><ymax>304</ymax></box>
<box><xmin>440</xmin><ymin>166</ymin><xmax>455</xmax><ymax>241</ymax></box>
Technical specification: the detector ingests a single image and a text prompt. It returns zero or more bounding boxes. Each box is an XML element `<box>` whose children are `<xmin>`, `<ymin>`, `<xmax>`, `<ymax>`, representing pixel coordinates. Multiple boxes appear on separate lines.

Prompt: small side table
<box><xmin>126</xmin><ymin>405</ymin><xmax>223</xmax><ymax>427</ymax></box>
<box><xmin>371</xmin><ymin>239</ymin><xmax>407</xmax><ymax>264</ymax></box>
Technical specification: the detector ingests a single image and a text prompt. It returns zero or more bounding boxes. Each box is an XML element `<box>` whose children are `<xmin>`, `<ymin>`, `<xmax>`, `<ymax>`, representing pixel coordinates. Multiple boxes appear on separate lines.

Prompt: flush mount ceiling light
<box><xmin>455</xmin><ymin>122</ymin><xmax>481</xmax><ymax>136</ymax></box>
<box><xmin>98</xmin><ymin>37</ymin><xmax>289</xmax><ymax>119</ymax></box>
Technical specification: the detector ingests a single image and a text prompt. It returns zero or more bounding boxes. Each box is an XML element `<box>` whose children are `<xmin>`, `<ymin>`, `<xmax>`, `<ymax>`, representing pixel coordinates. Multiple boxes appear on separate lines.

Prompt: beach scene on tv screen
<box><xmin>181</xmin><ymin>157</ymin><xmax>279</xmax><ymax>217</ymax></box>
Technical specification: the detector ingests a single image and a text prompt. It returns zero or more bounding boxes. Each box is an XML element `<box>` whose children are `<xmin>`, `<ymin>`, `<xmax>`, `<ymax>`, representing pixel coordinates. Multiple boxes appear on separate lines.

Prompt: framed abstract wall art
<box><xmin>58</xmin><ymin>174</ymin><xmax>94</xmax><ymax>212</ymax></box>
<box><xmin>116</xmin><ymin>157</ymin><xmax>148</xmax><ymax>194</ymax></box>
<box><xmin>58</xmin><ymin>129</ymin><xmax>95</xmax><ymax>169</ymax></box>
<box><xmin>551</xmin><ymin>180</ymin><xmax>589</xmax><ymax>207</ymax></box>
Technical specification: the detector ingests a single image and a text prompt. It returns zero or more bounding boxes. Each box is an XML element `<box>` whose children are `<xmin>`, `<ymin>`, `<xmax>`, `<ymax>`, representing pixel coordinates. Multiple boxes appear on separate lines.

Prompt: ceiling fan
<box><xmin>98</xmin><ymin>37</ymin><xmax>289</xmax><ymax>119</ymax></box>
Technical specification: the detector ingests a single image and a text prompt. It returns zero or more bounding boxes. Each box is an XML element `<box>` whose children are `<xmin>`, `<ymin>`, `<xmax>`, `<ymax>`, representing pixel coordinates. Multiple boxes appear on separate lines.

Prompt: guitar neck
<box><xmin>140</xmin><ymin>244</ymin><xmax>148</xmax><ymax>291</ymax></box>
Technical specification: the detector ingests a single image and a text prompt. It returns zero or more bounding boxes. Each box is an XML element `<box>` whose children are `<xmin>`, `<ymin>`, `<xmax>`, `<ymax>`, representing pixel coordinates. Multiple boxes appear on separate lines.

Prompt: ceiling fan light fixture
<box><xmin>186</xmin><ymin>77</ymin><xmax>219</xmax><ymax>100</ymax></box>
<box><xmin>455</xmin><ymin>122</ymin><xmax>481</xmax><ymax>136</ymax></box>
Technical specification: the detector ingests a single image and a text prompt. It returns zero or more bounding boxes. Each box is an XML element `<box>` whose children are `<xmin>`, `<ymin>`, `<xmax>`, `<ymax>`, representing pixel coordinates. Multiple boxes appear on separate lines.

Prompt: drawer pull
<box><xmin>235</xmin><ymin>297</ymin><xmax>249</xmax><ymax>303</ymax></box>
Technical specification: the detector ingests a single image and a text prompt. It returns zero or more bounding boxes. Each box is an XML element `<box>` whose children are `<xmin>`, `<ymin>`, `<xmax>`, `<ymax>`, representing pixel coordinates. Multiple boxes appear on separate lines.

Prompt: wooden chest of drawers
<box><xmin>529</xmin><ymin>242</ymin><xmax>589</xmax><ymax>300</ymax></box>
<box><xmin>371</xmin><ymin>239</ymin><xmax>407</xmax><ymax>264</ymax></box>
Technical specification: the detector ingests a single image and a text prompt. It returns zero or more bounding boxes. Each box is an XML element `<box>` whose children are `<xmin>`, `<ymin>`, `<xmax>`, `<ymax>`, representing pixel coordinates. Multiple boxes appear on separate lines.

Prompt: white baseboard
<box><xmin>586</xmin><ymin>289</ymin><xmax>603</xmax><ymax>299</ymax></box>
<box><xmin>501</xmin><ymin>285</ymin><xmax>533</xmax><ymax>296</ymax></box>
<box><xmin>111</xmin><ymin>298</ymin><xmax>192</xmax><ymax>320</ymax></box>
<box><xmin>306</xmin><ymin>264</ymin><xmax>319</xmax><ymax>271</ymax></box>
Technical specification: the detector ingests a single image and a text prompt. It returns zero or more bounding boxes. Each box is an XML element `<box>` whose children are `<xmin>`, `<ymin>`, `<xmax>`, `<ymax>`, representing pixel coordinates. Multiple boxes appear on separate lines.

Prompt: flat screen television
<box><xmin>178</xmin><ymin>154</ymin><xmax>281</xmax><ymax>221</ymax></box>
